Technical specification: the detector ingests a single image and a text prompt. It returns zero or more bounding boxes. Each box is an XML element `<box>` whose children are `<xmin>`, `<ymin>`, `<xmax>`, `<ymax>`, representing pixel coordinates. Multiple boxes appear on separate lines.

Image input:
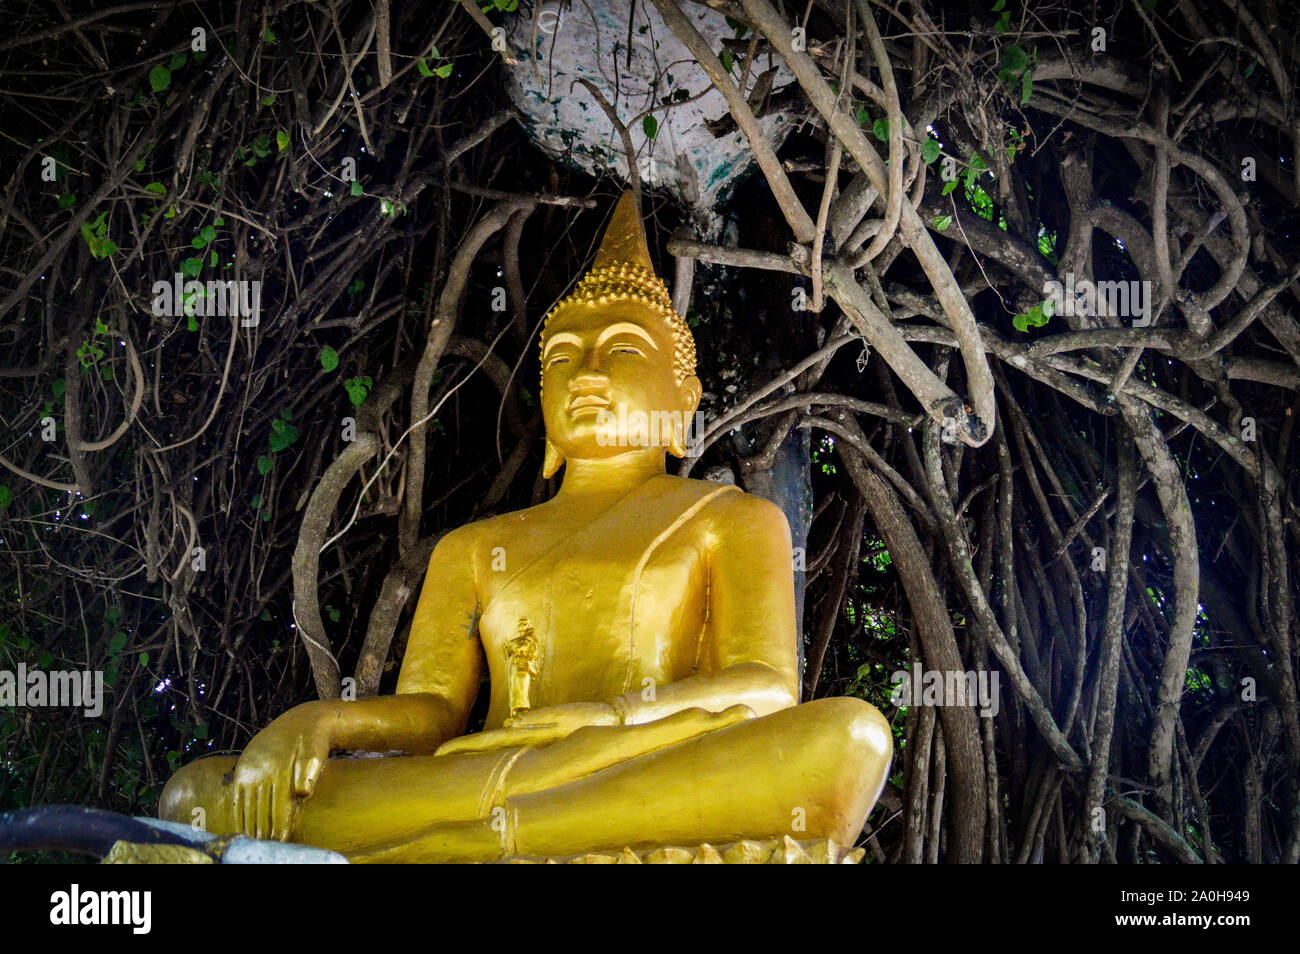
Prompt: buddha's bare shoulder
<box><xmin>431</xmin><ymin>505</ymin><xmax>543</xmax><ymax>551</ymax></box>
<box><xmin>654</xmin><ymin>475</ymin><xmax>792</xmax><ymax>539</ymax></box>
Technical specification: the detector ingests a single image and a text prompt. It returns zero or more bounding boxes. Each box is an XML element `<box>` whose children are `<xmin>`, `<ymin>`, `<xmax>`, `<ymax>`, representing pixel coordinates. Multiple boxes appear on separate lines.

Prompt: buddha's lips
<box><xmin>568</xmin><ymin>394</ymin><xmax>610</xmax><ymax>415</ymax></box>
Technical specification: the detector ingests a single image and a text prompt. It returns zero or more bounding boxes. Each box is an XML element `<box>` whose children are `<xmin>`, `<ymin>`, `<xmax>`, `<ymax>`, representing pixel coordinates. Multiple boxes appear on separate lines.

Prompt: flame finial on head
<box><xmin>540</xmin><ymin>191</ymin><xmax>696</xmax><ymax>385</ymax></box>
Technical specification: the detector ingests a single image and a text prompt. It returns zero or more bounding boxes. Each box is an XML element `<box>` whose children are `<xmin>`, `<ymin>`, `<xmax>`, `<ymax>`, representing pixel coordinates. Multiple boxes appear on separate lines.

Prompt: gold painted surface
<box><xmin>159</xmin><ymin>191</ymin><xmax>893</xmax><ymax>862</ymax></box>
<box><xmin>103</xmin><ymin>841</ymin><xmax>215</xmax><ymax>864</ymax></box>
<box><xmin>502</xmin><ymin>837</ymin><xmax>865</xmax><ymax>865</ymax></box>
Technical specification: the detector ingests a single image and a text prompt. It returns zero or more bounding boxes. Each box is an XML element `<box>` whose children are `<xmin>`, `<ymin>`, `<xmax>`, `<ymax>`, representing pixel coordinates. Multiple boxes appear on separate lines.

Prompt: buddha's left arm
<box><xmin>613</xmin><ymin>492</ymin><xmax>800</xmax><ymax>724</ymax></box>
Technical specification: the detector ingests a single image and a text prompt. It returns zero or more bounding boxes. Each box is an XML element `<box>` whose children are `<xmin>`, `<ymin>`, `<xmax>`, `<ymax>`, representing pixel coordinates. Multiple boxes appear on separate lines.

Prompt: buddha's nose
<box><xmin>570</xmin><ymin>351</ymin><xmax>607</xmax><ymax>384</ymax></box>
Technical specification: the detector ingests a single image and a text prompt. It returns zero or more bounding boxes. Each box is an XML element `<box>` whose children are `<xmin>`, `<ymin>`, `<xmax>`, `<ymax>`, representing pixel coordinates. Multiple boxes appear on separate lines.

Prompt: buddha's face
<box><xmin>540</xmin><ymin>300</ymin><xmax>701</xmax><ymax>463</ymax></box>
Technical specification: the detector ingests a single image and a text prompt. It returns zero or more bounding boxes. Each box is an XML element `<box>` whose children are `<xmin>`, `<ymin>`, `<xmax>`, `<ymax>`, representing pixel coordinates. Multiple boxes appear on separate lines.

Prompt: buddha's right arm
<box><xmin>321</xmin><ymin>524</ymin><xmax>485</xmax><ymax>753</ymax></box>
<box><xmin>293</xmin><ymin>692</ymin><xmax>467</xmax><ymax>756</ymax></box>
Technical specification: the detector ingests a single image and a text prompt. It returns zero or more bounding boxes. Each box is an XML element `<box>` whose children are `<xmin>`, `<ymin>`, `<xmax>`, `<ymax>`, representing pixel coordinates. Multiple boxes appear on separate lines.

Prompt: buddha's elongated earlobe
<box><xmin>670</xmin><ymin>375</ymin><xmax>702</xmax><ymax>457</ymax></box>
<box><xmin>542</xmin><ymin>438</ymin><xmax>565</xmax><ymax>478</ymax></box>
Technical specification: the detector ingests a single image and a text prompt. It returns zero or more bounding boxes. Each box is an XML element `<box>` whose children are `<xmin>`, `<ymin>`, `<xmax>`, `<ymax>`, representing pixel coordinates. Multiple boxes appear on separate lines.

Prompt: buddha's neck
<box><xmin>555</xmin><ymin>449</ymin><xmax>666</xmax><ymax>501</ymax></box>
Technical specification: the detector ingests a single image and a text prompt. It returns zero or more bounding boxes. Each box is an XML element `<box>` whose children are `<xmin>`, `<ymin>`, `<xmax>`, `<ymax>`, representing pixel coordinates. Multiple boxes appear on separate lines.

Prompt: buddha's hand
<box><xmin>434</xmin><ymin>702</ymin><xmax>620</xmax><ymax>756</ymax></box>
<box><xmin>230</xmin><ymin>702</ymin><xmax>332</xmax><ymax>841</ymax></box>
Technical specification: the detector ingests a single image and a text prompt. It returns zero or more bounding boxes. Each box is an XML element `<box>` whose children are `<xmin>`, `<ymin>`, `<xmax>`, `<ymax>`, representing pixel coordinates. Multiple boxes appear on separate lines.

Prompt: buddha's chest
<box><xmin>475</xmin><ymin>529</ymin><xmax>709</xmax><ymax>716</ymax></box>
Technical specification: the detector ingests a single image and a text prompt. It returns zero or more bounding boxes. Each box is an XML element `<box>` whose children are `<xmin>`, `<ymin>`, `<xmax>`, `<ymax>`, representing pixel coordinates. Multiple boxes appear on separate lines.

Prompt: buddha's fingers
<box><xmin>605</xmin><ymin>703</ymin><xmax>756</xmax><ymax>752</ymax></box>
<box><xmin>435</xmin><ymin>723</ymin><xmax>562</xmax><ymax>757</ymax></box>
<box><xmin>256</xmin><ymin>784</ymin><xmax>271</xmax><ymax>841</ymax></box>
<box><xmin>292</xmin><ymin>752</ymin><xmax>322</xmax><ymax>797</ymax></box>
<box><xmin>234</xmin><ymin>783</ymin><xmax>245</xmax><ymax>837</ymax></box>
<box><xmin>507</xmin><ymin>704</ymin><xmax>758</xmax><ymax>795</ymax></box>
<box><xmin>271</xmin><ymin>782</ymin><xmax>294</xmax><ymax>842</ymax></box>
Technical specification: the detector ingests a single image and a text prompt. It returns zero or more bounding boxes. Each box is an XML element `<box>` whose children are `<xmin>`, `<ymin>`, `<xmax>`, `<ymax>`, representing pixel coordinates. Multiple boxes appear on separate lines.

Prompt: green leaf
<box><xmin>262</xmin><ymin>26</ymin><xmax>278</xmax><ymax>43</ymax></box>
<box><xmin>191</xmin><ymin>234</ymin><xmax>208</xmax><ymax>249</ymax></box>
<box><xmin>1021</xmin><ymin>70</ymin><xmax>1033</xmax><ymax>104</ymax></box>
<box><xmin>38</xmin><ymin>651</ymin><xmax>53</xmax><ymax>669</ymax></box>
<box><xmin>932</xmin><ymin>214</ymin><xmax>953</xmax><ymax>231</ymax></box>
<box><xmin>181</xmin><ymin>257</ymin><xmax>203</xmax><ymax>278</ymax></box>
<box><xmin>0</xmin><ymin>485</ymin><xmax>12</xmax><ymax>509</ymax></box>
<box><xmin>259</xmin><ymin>608</ymin><xmax>273</xmax><ymax>621</ymax></box>
<box><xmin>417</xmin><ymin>57</ymin><xmax>435</xmax><ymax>78</ymax></box>
<box><xmin>262</xmin><ymin>93</ymin><xmax>277</xmax><ymax>106</ymax></box>
<box><xmin>873</xmin><ymin>118</ymin><xmax>889</xmax><ymax>142</ymax></box>
<box><xmin>149</xmin><ymin>65</ymin><xmax>171</xmax><ymax>92</ymax></box>
<box><xmin>720</xmin><ymin>49</ymin><xmax>734</xmax><ymax>74</ymax></box>
<box><xmin>992</xmin><ymin>0</ymin><xmax>1006</xmax><ymax>9</ymax></box>
<box><xmin>257</xmin><ymin>455</ymin><xmax>274</xmax><ymax>475</ymax></box>
<box><xmin>110</xmin><ymin>630</ymin><xmax>128</xmax><ymax>653</ymax></box>
<box><xmin>276</xmin><ymin>130</ymin><xmax>289</xmax><ymax>152</ymax></box>
<box><xmin>1000</xmin><ymin>45</ymin><xmax>1028</xmax><ymax>74</ymax></box>
<box><xmin>320</xmin><ymin>345</ymin><xmax>340</xmax><ymax>372</ymax></box>
<box><xmin>433</xmin><ymin>62</ymin><xmax>453</xmax><ymax>78</ymax></box>
<box><xmin>921</xmin><ymin>137</ymin><xmax>941</xmax><ymax>164</ymax></box>
<box><xmin>169</xmin><ymin>52</ymin><xmax>188</xmax><ymax>70</ymax></box>
<box><xmin>856</xmin><ymin>105</ymin><xmax>869</xmax><ymax>126</ymax></box>
<box><xmin>209</xmin><ymin>250</ymin><xmax>218</xmax><ymax>267</ymax></box>
<box><xmin>187</xmin><ymin>314</ymin><xmax>198</xmax><ymax>331</ymax></box>
<box><xmin>251</xmin><ymin>495</ymin><xmax>262</xmax><ymax>508</ymax></box>
<box><xmin>642</xmin><ymin>115</ymin><xmax>658</xmax><ymax>139</ymax></box>
<box><xmin>941</xmin><ymin>179</ymin><xmax>959</xmax><ymax>196</ymax></box>
<box><xmin>268</xmin><ymin>420</ymin><xmax>300</xmax><ymax>453</ymax></box>
<box><xmin>52</xmin><ymin>379</ymin><xmax>65</xmax><ymax>399</ymax></box>
<box><xmin>344</xmin><ymin>377</ymin><xmax>371</xmax><ymax>407</ymax></box>
<box><xmin>350</xmin><ymin>180</ymin><xmax>363</xmax><ymax>196</ymax></box>
<box><xmin>144</xmin><ymin>181</ymin><xmax>167</xmax><ymax>195</ymax></box>
<box><xmin>1012</xmin><ymin>301</ymin><xmax>1051</xmax><ymax>333</ymax></box>
<box><xmin>139</xmin><ymin>651</ymin><xmax>150</xmax><ymax>666</ymax></box>
<box><xmin>57</xmin><ymin>193</ymin><xmax>76</xmax><ymax>208</ymax></box>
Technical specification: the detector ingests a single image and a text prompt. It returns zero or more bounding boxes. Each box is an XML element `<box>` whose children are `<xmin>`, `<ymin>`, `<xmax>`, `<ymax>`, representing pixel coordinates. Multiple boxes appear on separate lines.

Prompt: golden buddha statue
<box><xmin>159</xmin><ymin>191</ymin><xmax>893</xmax><ymax>862</ymax></box>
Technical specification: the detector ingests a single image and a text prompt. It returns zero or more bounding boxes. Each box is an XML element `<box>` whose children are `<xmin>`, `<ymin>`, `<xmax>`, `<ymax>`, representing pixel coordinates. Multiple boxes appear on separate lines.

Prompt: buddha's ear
<box><xmin>542</xmin><ymin>438</ymin><xmax>565</xmax><ymax>478</ymax></box>
<box><xmin>670</xmin><ymin>375</ymin><xmax>703</xmax><ymax>459</ymax></box>
<box><xmin>678</xmin><ymin>374</ymin><xmax>703</xmax><ymax>415</ymax></box>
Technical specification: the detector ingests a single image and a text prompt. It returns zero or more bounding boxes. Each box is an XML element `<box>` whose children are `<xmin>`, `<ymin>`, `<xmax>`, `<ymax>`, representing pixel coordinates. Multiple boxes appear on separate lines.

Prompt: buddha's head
<box><xmin>538</xmin><ymin>192</ymin><xmax>701</xmax><ymax>478</ymax></box>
